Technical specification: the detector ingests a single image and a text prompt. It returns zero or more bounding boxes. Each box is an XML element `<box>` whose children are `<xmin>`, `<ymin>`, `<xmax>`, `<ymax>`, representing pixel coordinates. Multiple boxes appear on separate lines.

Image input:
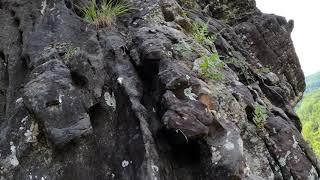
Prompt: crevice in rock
<box><xmin>13</xmin><ymin>17</ymin><xmax>20</xmax><ymax>28</ymax></box>
<box><xmin>245</xmin><ymin>105</ymin><xmax>254</xmax><ymax>124</ymax></box>
<box><xmin>70</xmin><ymin>71</ymin><xmax>88</xmax><ymax>88</ymax></box>
<box><xmin>45</xmin><ymin>100</ymin><xmax>60</xmax><ymax>107</ymax></box>
<box><xmin>88</xmin><ymin>103</ymin><xmax>103</xmax><ymax>129</ymax></box>
<box><xmin>64</xmin><ymin>0</ymin><xmax>72</xmax><ymax>9</ymax></box>
<box><xmin>170</xmin><ymin>138</ymin><xmax>201</xmax><ymax>165</ymax></box>
<box><xmin>261</xmin><ymin>135</ymin><xmax>287</xmax><ymax>179</ymax></box>
<box><xmin>0</xmin><ymin>51</ymin><xmax>5</xmax><ymax>61</ymax></box>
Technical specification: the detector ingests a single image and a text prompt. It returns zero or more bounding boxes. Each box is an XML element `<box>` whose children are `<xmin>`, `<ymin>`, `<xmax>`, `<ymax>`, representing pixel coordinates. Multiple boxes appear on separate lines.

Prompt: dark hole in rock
<box><xmin>88</xmin><ymin>103</ymin><xmax>105</xmax><ymax>129</ymax></box>
<box><xmin>164</xmin><ymin>130</ymin><xmax>202</xmax><ymax>165</ymax></box>
<box><xmin>70</xmin><ymin>71</ymin><xmax>88</xmax><ymax>88</ymax></box>
<box><xmin>171</xmin><ymin>139</ymin><xmax>202</xmax><ymax>165</ymax></box>
<box><xmin>139</xmin><ymin>59</ymin><xmax>160</xmax><ymax>89</ymax></box>
<box><xmin>59</xmin><ymin>52</ymin><xmax>66</xmax><ymax>57</ymax></box>
<box><xmin>64</xmin><ymin>0</ymin><xmax>72</xmax><ymax>9</ymax></box>
<box><xmin>13</xmin><ymin>17</ymin><xmax>20</xmax><ymax>27</ymax></box>
<box><xmin>21</xmin><ymin>55</ymin><xmax>30</xmax><ymax>68</ymax></box>
<box><xmin>46</xmin><ymin>100</ymin><xmax>60</xmax><ymax>107</ymax></box>
<box><xmin>18</xmin><ymin>30</ymin><xmax>23</xmax><ymax>44</ymax></box>
<box><xmin>245</xmin><ymin>106</ymin><xmax>254</xmax><ymax>123</ymax></box>
<box><xmin>10</xmin><ymin>10</ymin><xmax>15</xmax><ymax>16</ymax></box>
<box><xmin>0</xmin><ymin>51</ymin><xmax>5</xmax><ymax>60</ymax></box>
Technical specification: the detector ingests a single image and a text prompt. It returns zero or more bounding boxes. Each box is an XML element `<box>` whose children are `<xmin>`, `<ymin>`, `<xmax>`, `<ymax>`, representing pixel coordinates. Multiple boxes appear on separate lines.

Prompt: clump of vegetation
<box><xmin>257</xmin><ymin>65</ymin><xmax>272</xmax><ymax>74</ymax></box>
<box><xmin>192</xmin><ymin>22</ymin><xmax>216</xmax><ymax>46</ymax></box>
<box><xmin>180</xmin><ymin>0</ymin><xmax>196</xmax><ymax>9</ymax></box>
<box><xmin>64</xmin><ymin>47</ymin><xmax>77</xmax><ymax>61</ymax></box>
<box><xmin>199</xmin><ymin>53</ymin><xmax>224</xmax><ymax>80</ymax></box>
<box><xmin>82</xmin><ymin>0</ymin><xmax>130</xmax><ymax>28</ymax></box>
<box><xmin>253</xmin><ymin>105</ymin><xmax>268</xmax><ymax>129</ymax></box>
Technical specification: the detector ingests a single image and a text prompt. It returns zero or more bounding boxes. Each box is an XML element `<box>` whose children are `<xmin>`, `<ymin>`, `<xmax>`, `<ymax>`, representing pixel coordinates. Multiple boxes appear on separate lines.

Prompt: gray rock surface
<box><xmin>0</xmin><ymin>0</ymin><xmax>318</xmax><ymax>179</ymax></box>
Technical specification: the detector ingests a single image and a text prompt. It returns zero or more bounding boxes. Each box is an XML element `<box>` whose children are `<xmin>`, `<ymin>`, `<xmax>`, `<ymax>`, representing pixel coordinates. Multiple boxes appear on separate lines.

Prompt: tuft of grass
<box><xmin>64</xmin><ymin>47</ymin><xmax>77</xmax><ymax>61</ymax></box>
<box><xmin>253</xmin><ymin>105</ymin><xmax>268</xmax><ymax>129</ymax></box>
<box><xmin>199</xmin><ymin>53</ymin><xmax>224</xmax><ymax>80</ymax></box>
<box><xmin>82</xmin><ymin>0</ymin><xmax>130</xmax><ymax>28</ymax></box>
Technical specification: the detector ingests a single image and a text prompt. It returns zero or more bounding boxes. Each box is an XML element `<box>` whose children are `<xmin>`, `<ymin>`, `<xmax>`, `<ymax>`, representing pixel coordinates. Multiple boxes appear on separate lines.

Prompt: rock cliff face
<box><xmin>0</xmin><ymin>0</ymin><xmax>318</xmax><ymax>179</ymax></box>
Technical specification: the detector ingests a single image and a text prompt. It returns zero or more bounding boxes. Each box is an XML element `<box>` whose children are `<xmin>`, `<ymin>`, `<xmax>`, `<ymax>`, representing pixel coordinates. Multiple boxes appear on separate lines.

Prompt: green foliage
<box><xmin>82</xmin><ymin>0</ymin><xmax>130</xmax><ymax>27</ymax></box>
<box><xmin>180</xmin><ymin>0</ymin><xmax>196</xmax><ymax>8</ymax></box>
<box><xmin>225</xmin><ymin>57</ymin><xmax>248</xmax><ymax>73</ymax></box>
<box><xmin>257</xmin><ymin>66</ymin><xmax>271</xmax><ymax>74</ymax></box>
<box><xmin>64</xmin><ymin>47</ymin><xmax>77</xmax><ymax>61</ymax></box>
<box><xmin>192</xmin><ymin>22</ymin><xmax>216</xmax><ymax>46</ymax></box>
<box><xmin>199</xmin><ymin>53</ymin><xmax>224</xmax><ymax>80</ymax></box>
<box><xmin>82</xmin><ymin>0</ymin><xmax>98</xmax><ymax>22</ymax></box>
<box><xmin>253</xmin><ymin>105</ymin><xmax>267</xmax><ymax>129</ymax></box>
<box><xmin>297</xmin><ymin>89</ymin><xmax>320</xmax><ymax>157</ymax></box>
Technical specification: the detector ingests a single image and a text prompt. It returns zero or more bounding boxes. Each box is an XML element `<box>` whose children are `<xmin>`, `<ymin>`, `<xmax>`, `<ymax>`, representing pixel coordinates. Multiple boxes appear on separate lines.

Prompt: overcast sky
<box><xmin>255</xmin><ymin>0</ymin><xmax>320</xmax><ymax>76</ymax></box>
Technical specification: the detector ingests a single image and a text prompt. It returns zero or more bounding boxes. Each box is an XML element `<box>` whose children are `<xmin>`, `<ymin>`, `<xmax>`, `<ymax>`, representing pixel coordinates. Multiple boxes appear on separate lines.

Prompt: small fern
<box><xmin>192</xmin><ymin>22</ymin><xmax>216</xmax><ymax>46</ymax></box>
<box><xmin>253</xmin><ymin>105</ymin><xmax>268</xmax><ymax>129</ymax></box>
<box><xmin>200</xmin><ymin>53</ymin><xmax>224</xmax><ymax>80</ymax></box>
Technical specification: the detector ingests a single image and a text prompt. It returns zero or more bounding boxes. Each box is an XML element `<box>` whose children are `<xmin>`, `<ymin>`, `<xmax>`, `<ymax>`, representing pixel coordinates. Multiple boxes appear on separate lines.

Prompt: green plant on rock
<box><xmin>257</xmin><ymin>65</ymin><xmax>272</xmax><ymax>74</ymax></box>
<box><xmin>192</xmin><ymin>22</ymin><xmax>216</xmax><ymax>46</ymax></box>
<box><xmin>199</xmin><ymin>53</ymin><xmax>224</xmax><ymax>80</ymax></box>
<box><xmin>82</xmin><ymin>0</ymin><xmax>130</xmax><ymax>28</ymax></box>
<box><xmin>253</xmin><ymin>105</ymin><xmax>268</xmax><ymax>129</ymax></box>
<box><xmin>180</xmin><ymin>0</ymin><xmax>196</xmax><ymax>9</ymax></box>
<box><xmin>225</xmin><ymin>57</ymin><xmax>249</xmax><ymax>75</ymax></box>
<box><xmin>64</xmin><ymin>47</ymin><xmax>77</xmax><ymax>61</ymax></box>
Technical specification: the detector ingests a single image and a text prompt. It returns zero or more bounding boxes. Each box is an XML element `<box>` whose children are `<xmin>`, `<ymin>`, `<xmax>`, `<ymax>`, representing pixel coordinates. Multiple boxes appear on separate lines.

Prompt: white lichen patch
<box><xmin>15</xmin><ymin>97</ymin><xmax>23</xmax><ymax>104</ymax></box>
<box><xmin>224</xmin><ymin>140</ymin><xmax>235</xmax><ymax>150</ymax></box>
<box><xmin>21</xmin><ymin>116</ymin><xmax>28</xmax><ymax>124</ymax></box>
<box><xmin>151</xmin><ymin>164</ymin><xmax>159</xmax><ymax>172</ymax></box>
<box><xmin>308</xmin><ymin>166</ymin><xmax>318</xmax><ymax>179</ymax></box>
<box><xmin>211</xmin><ymin>147</ymin><xmax>222</xmax><ymax>164</ymax></box>
<box><xmin>121</xmin><ymin>160</ymin><xmax>129</xmax><ymax>168</ymax></box>
<box><xmin>279</xmin><ymin>151</ymin><xmax>291</xmax><ymax>167</ymax></box>
<box><xmin>104</xmin><ymin>92</ymin><xmax>116</xmax><ymax>110</ymax></box>
<box><xmin>24</xmin><ymin>121</ymin><xmax>39</xmax><ymax>143</ymax></box>
<box><xmin>186</xmin><ymin>75</ymin><xmax>190</xmax><ymax>81</ymax></box>
<box><xmin>292</xmin><ymin>135</ymin><xmax>298</xmax><ymax>149</ymax></box>
<box><xmin>9</xmin><ymin>141</ymin><xmax>19</xmax><ymax>167</ymax></box>
<box><xmin>117</xmin><ymin>77</ymin><xmax>124</xmax><ymax>85</ymax></box>
<box><xmin>238</xmin><ymin>138</ymin><xmax>244</xmax><ymax>154</ymax></box>
<box><xmin>40</xmin><ymin>0</ymin><xmax>47</xmax><ymax>15</ymax></box>
<box><xmin>24</xmin><ymin>130</ymin><xmax>32</xmax><ymax>142</ymax></box>
<box><xmin>58</xmin><ymin>94</ymin><xmax>63</xmax><ymax>104</ymax></box>
<box><xmin>184</xmin><ymin>87</ymin><xmax>198</xmax><ymax>101</ymax></box>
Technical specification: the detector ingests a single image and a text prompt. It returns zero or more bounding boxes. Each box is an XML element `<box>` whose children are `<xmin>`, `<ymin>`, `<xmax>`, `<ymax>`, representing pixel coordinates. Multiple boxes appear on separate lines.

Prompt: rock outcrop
<box><xmin>0</xmin><ymin>0</ymin><xmax>318</xmax><ymax>179</ymax></box>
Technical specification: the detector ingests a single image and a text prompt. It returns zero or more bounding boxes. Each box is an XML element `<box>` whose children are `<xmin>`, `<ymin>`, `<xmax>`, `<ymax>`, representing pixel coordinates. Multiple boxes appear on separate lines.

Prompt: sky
<box><xmin>255</xmin><ymin>0</ymin><xmax>320</xmax><ymax>76</ymax></box>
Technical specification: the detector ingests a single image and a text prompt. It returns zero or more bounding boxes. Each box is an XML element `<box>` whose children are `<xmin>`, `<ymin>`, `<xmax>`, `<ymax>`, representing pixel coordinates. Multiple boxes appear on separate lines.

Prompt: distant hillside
<box><xmin>297</xmin><ymin>71</ymin><xmax>320</xmax><ymax>157</ymax></box>
<box><xmin>297</xmin><ymin>89</ymin><xmax>320</xmax><ymax>157</ymax></box>
<box><xmin>305</xmin><ymin>71</ymin><xmax>320</xmax><ymax>93</ymax></box>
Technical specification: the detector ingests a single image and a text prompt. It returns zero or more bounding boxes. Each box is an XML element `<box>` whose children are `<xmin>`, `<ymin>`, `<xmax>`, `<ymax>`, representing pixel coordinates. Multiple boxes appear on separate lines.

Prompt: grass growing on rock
<box><xmin>199</xmin><ymin>53</ymin><xmax>224</xmax><ymax>80</ymax></box>
<box><xmin>64</xmin><ymin>47</ymin><xmax>77</xmax><ymax>61</ymax></box>
<box><xmin>82</xmin><ymin>0</ymin><xmax>130</xmax><ymax>28</ymax></box>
